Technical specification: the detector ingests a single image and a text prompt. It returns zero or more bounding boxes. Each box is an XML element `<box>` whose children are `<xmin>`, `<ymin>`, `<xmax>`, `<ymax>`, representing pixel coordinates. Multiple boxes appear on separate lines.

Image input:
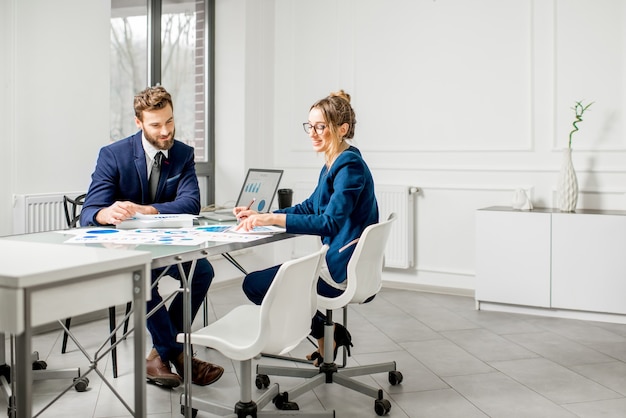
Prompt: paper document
<box><xmin>64</xmin><ymin>224</ymin><xmax>284</xmax><ymax>246</ymax></box>
<box><xmin>65</xmin><ymin>228</ymin><xmax>207</xmax><ymax>246</ymax></box>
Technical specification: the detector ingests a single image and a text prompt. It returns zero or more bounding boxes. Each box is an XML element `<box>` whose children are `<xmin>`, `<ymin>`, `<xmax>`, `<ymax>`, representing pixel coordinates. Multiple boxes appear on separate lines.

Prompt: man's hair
<box><xmin>134</xmin><ymin>86</ymin><xmax>173</xmax><ymax>121</ymax></box>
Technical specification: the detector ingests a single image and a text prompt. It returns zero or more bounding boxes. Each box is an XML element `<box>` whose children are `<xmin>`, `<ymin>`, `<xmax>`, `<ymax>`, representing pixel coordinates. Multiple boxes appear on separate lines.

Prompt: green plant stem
<box><xmin>568</xmin><ymin>101</ymin><xmax>594</xmax><ymax>148</ymax></box>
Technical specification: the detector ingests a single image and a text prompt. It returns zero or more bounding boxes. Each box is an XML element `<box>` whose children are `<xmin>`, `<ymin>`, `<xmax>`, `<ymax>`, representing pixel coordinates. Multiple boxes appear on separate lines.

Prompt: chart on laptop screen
<box><xmin>236</xmin><ymin>169</ymin><xmax>283</xmax><ymax>213</ymax></box>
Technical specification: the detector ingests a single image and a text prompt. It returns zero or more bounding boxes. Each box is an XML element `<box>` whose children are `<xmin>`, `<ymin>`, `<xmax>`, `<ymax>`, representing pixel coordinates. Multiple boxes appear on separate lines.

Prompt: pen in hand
<box><xmin>236</xmin><ymin>198</ymin><xmax>256</xmax><ymax>224</ymax></box>
<box><xmin>235</xmin><ymin>198</ymin><xmax>256</xmax><ymax>228</ymax></box>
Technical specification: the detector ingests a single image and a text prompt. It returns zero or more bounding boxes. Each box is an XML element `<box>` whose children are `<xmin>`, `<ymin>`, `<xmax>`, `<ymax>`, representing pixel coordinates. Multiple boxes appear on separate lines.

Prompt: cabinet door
<box><xmin>475</xmin><ymin>210</ymin><xmax>551</xmax><ymax>307</ymax></box>
<box><xmin>552</xmin><ymin>213</ymin><xmax>626</xmax><ymax>314</ymax></box>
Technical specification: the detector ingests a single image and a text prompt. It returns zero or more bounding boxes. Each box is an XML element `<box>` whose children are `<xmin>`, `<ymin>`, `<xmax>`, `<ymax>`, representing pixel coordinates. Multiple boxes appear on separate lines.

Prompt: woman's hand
<box><xmin>233</xmin><ymin>205</ymin><xmax>255</xmax><ymax>218</ymax></box>
<box><xmin>234</xmin><ymin>212</ymin><xmax>286</xmax><ymax>232</ymax></box>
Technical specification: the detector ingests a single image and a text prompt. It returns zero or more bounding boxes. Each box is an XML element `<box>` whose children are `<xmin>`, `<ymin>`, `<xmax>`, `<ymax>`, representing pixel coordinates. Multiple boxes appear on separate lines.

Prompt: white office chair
<box><xmin>256</xmin><ymin>213</ymin><xmax>403</xmax><ymax>416</ymax></box>
<box><xmin>176</xmin><ymin>245</ymin><xmax>335</xmax><ymax>418</ymax></box>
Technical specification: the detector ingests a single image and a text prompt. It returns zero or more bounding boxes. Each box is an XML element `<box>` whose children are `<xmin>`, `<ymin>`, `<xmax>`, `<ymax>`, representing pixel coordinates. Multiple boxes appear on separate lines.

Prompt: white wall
<box><xmin>0</xmin><ymin>0</ymin><xmax>110</xmax><ymax>235</ymax></box>
<box><xmin>213</xmin><ymin>0</ymin><xmax>276</xmax><ymax>208</ymax></box>
<box><xmin>3</xmin><ymin>0</ymin><xmax>626</xmax><ymax>294</ymax></box>
<box><xmin>218</xmin><ymin>0</ymin><xmax>626</xmax><ymax>292</ymax></box>
<box><xmin>0</xmin><ymin>0</ymin><xmax>15</xmax><ymax>236</ymax></box>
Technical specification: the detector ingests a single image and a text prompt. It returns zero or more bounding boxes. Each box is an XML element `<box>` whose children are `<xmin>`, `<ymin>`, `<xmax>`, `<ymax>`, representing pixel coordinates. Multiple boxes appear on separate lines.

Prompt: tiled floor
<box><xmin>3</xmin><ymin>284</ymin><xmax>626</xmax><ymax>417</ymax></box>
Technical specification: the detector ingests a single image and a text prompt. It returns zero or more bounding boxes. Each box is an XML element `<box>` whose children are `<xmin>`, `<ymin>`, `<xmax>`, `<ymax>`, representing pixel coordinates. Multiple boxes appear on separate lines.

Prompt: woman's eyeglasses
<box><xmin>302</xmin><ymin>123</ymin><xmax>326</xmax><ymax>135</ymax></box>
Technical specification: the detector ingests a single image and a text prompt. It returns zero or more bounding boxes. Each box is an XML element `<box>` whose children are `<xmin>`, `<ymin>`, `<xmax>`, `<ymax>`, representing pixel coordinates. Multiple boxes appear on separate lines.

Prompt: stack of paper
<box><xmin>116</xmin><ymin>214</ymin><xmax>196</xmax><ymax>229</ymax></box>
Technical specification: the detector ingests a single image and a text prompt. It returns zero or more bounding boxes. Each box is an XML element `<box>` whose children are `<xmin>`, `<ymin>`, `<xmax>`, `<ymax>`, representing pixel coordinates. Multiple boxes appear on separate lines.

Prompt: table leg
<box><xmin>15</xmin><ymin>290</ymin><xmax>32</xmax><ymax>418</ymax></box>
<box><xmin>133</xmin><ymin>269</ymin><xmax>147</xmax><ymax>417</ymax></box>
<box><xmin>178</xmin><ymin>258</ymin><xmax>197</xmax><ymax>418</ymax></box>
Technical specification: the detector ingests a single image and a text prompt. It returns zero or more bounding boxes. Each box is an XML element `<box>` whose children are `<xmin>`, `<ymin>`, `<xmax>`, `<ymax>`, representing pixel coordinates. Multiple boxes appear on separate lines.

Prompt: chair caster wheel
<box><xmin>388</xmin><ymin>370</ymin><xmax>403</xmax><ymax>385</ymax></box>
<box><xmin>273</xmin><ymin>392</ymin><xmax>299</xmax><ymax>410</ymax></box>
<box><xmin>255</xmin><ymin>373</ymin><xmax>270</xmax><ymax>389</ymax></box>
<box><xmin>32</xmin><ymin>360</ymin><xmax>47</xmax><ymax>370</ymax></box>
<box><xmin>180</xmin><ymin>405</ymin><xmax>198</xmax><ymax>417</ymax></box>
<box><xmin>73</xmin><ymin>376</ymin><xmax>89</xmax><ymax>392</ymax></box>
<box><xmin>374</xmin><ymin>398</ymin><xmax>391</xmax><ymax>416</ymax></box>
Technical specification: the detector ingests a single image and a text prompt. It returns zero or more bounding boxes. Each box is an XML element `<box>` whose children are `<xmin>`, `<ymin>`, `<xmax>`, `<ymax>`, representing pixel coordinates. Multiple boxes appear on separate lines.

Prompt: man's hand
<box><xmin>95</xmin><ymin>201</ymin><xmax>158</xmax><ymax>225</ymax></box>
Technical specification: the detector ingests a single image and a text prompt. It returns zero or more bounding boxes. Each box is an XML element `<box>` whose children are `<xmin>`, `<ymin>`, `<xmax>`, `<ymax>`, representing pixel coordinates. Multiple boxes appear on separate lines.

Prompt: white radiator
<box><xmin>376</xmin><ymin>184</ymin><xmax>418</xmax><ymax>268</ymax></box>
<box><xmin>293</xmin><ymin>183</ymin><xmax>418</xmax><ymax>269</ymax></box>
<box><xmin>12</xmin><ymin>192</ymin><xmax>82</xmax><ymax>234</ymax></box>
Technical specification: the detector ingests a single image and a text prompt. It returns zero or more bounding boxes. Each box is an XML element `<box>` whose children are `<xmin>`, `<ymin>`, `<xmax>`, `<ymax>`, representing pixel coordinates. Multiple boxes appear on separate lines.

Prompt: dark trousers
<box><xmin>242</xmin><ymin>264</ymin><xmax>343</xmax><ymax>339</ymax></box>
<box><xmin>146</xmin><ymin>258</ymin><xmax>214</xmax><ymax>362</ymax></box>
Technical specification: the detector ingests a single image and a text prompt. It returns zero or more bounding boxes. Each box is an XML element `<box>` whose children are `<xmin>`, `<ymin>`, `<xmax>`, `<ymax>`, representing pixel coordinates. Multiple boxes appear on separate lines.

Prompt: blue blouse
<box><xmin>275</xmin><ymin>146</ymin><xmax>379</xmax><ymax>284</ymax></box>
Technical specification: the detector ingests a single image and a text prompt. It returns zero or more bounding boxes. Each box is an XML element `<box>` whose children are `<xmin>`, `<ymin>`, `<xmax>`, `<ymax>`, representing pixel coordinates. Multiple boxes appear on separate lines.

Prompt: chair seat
<box><xmin>182</xmin><ymin>303</ymin><xmax>313</xmax><ymax>362</ymax></box>
<box><xmin>182</xmin><ymin>305</ymin><xmax>263</xmax><ymax>361</ymax></box>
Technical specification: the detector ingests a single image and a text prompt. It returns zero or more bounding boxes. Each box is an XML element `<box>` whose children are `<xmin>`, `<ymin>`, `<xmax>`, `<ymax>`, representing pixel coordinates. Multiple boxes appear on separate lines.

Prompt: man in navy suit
<box><xmin>81</xmin><ymin>86</ymin><xmax>223</xmax><ymax>388</ymax></box>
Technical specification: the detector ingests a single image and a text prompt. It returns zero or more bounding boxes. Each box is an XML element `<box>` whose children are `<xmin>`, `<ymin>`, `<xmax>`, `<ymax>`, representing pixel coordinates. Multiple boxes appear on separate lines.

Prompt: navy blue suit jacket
<box><xmin>275</xmin><ymin>146</ymin><xmax>379</xmax><ymax>284</ymax></box>
<box><xmin>80</xmin><ymin>131</ymin><xmax>201</xmax><ymax>226</ymax></box>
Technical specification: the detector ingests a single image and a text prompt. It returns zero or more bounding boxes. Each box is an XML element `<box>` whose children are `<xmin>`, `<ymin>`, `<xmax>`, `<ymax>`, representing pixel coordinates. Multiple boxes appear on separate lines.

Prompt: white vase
<box><xmin>557</xmin><ymin>147</ymin><xmax>578</xmax><ymax>212</ymax></box>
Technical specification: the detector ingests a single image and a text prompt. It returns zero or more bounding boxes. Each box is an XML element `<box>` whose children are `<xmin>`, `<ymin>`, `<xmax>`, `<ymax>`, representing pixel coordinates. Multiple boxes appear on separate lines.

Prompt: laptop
<box><xmin>201</xmin><ymin>168</ymin><xmax>284</xmax><ymax>222</ymax></box>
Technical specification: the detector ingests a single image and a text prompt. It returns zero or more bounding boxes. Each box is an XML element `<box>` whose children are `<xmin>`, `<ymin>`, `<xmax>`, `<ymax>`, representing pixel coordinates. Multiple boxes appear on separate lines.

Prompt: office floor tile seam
<box><xmin>366</xmin><ymin>290</ymin><xmax>626</xmax><ymax>417</ymax></box>
<box><xmin>3</xmin><ymin>285</ymin><xmax>626</xmax><ymax>417</ymax></box>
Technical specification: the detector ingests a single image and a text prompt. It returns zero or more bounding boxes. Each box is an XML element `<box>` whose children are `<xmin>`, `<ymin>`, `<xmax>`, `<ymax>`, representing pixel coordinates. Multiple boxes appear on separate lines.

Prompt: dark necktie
<box><xmin>149</xmin><ymin>152</ymin><xmax>163</xmax><ymax>202</ymax></box>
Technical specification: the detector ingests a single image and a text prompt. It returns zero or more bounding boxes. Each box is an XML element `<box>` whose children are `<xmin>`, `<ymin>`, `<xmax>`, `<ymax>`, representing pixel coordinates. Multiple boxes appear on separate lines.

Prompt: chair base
<box><xmin>257</xmin><ymin>360</ymin><xmax>398</xmax><ymax>416</ymax></box>
<box><xmin>255</xmin><ymin>311</ymin><xmax>402</xmax><ymax>417</ymax></box>
<box><xmin>180</xmin><ymin>386</ymin><xmax>334</xmax><ymax>417</ymax></box>
<box><xmin>180</xmin><ymin>359</ymin><xmax>335</xmax><ymax>418</ymax></box>
<box><xmin>1</xmin><ymin>350</ymin><xmax>88</xmax><ymax>417</ymax></box>
<box><xmin>180</xmin><ymin>384</ymin><xmax>280</xmax><ymax>417</ymax></box>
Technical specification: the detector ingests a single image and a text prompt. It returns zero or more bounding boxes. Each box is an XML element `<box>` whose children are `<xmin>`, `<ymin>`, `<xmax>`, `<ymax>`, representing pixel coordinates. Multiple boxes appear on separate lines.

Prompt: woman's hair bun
<box><xmin>329</xmin><ymin>89</ymin><xmax>351</xmax><ymax>104</ymax></box>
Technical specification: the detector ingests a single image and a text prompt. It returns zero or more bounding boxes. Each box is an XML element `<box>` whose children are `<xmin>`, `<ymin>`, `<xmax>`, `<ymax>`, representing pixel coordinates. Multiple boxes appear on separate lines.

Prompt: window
<box><xmin>110</xmin><ymin>0</ymin><xmax>214</xmax><ymax>204</ymax></box>
<box><xmin>110</xmin><ymin>2</ymin><xmax>147</xmax><ymax>142</ymax></box>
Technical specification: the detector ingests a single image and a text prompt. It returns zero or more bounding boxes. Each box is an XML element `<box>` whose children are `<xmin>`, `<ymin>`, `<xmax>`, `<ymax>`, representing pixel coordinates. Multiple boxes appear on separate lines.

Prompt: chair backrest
<box><xmin>318</xmin><ymin>213</ymin><xmax>396</xmax><ymax>310</ymax></box>
<box><xmin>348</xmin><ymin>212</ymin><xmax>396</xmax><ymax>304</ymax></box>
<box><xmin>260</xmin><ymin>245</ymin><xmax>328</xmax><ymax>356</ymax></box>
<box><xmin>63</xmin><ymin>193</ymin><xmax>86</xmax><ymax>229</ymax></box>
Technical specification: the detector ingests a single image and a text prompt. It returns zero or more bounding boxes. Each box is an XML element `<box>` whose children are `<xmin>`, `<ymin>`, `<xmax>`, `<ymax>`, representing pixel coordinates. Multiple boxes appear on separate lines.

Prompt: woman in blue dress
<box><xmin>233</xmin><ymin>90</ymin><xmax>379</xmax><ymax>364</ymax></box>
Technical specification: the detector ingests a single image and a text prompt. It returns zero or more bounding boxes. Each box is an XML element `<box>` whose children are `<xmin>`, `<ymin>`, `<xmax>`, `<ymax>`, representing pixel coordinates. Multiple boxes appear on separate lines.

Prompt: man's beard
<box><xmin>145</xmin><ymin>128</ymin><xmax>175</xmax><ymax>151</ymax></box>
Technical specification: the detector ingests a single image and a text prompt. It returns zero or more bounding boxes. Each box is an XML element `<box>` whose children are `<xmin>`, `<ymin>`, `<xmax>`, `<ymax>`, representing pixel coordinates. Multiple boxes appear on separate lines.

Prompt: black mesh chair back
<box><xmin>63</xmin><ymin>193</ymin><xmax>86</xmax><ymax>229</ymax></box>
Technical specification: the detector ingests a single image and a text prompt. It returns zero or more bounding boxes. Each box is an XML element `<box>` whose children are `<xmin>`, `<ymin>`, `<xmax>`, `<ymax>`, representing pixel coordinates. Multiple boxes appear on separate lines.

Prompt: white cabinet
<box><xmin>476</xmin><ymin>207</ymin><xmax>626</xmax><ymax>317</ymax></box>
<box><xmin>475</xmin><ymin>208</ymin><xmax>551</xmax><ymax>308</ymax></box>
<box><xmin>552</xmin><ymin>212</ymin><xmax>626</xmax><ymax>314</ymax></box>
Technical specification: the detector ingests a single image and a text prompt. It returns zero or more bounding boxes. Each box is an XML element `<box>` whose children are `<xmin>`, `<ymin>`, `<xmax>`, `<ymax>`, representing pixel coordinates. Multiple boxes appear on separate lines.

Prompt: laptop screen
<box><xmin>235</xmin><ymin>168</ymin><xmax>284</xmax><ymax>213</ymax></box>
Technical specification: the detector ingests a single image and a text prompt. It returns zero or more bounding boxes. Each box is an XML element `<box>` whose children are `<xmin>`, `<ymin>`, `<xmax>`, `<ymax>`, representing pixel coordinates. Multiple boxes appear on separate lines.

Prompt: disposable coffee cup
<box><xmin>277</xmin><ymin>188</ymin><xmax>293</xmax><ymax>209</ymax></box>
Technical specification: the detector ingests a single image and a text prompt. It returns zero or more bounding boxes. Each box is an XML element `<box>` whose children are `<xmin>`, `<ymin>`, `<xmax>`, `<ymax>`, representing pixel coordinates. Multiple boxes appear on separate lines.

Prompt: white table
<box><xmin>4</xmin><ymin>226</ymin><xmax>296</xmax><ymax>418</ymax></box>
<box><xmin>0</xmin><ymin>240</ymin><xmax>151</xmax><ymax>418</ymax></box>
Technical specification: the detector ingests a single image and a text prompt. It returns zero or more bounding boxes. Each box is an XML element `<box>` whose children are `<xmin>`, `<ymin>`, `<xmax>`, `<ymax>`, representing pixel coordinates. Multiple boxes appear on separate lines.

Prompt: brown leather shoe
<box><xmin>146</xmin><ymin>355</ymin><xmax>182</xmax><ymax>388</ymax></box>
<box><xmin>173</xmin><ymin>353</ymin><xmax>224</xmax><ymax>386</ymax></box>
